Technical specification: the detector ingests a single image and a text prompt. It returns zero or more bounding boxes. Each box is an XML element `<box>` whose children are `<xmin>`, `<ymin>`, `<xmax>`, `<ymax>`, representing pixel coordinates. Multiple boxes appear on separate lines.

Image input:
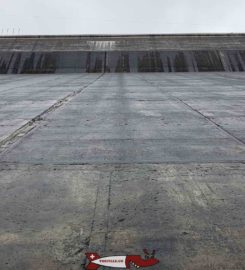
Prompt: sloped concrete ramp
<box><xmin>0</xmin><ymin>73</ymin><xmax>245</xmax><ymax>270</ymax></box>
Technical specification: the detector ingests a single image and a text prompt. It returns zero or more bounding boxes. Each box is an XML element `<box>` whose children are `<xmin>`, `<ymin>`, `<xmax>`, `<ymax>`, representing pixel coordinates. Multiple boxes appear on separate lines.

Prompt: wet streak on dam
<box><xmin>1</xmin><ymin>34</ymin><xmax>245</xmax><ymax>73</ymax></box>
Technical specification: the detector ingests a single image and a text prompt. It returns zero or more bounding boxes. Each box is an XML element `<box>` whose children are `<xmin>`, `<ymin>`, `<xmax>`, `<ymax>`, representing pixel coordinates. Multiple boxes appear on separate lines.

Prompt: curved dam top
<box><xmin>0</xmin><ymin>34</ymin><xmax>245</xmax><ymax>73</ymax></box>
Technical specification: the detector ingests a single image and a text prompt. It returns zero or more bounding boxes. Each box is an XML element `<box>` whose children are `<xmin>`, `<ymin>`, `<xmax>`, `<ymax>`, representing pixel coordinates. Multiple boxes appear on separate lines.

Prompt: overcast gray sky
<box><xmin>0</xmin><ymin>0</ymin><xmax>245</xmax><ymax>35</ymax></box>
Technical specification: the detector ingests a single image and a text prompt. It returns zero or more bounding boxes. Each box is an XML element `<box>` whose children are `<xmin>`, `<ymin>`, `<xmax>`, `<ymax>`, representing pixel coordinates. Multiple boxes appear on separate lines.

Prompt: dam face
<box><xmin>1</xmin><ymin>34</ymin><xmax>245</xmax><ymax>73</ymax></box>
<box><xmin>0</xmin><ymin>34</ymin><xmax>245</xmax><ymax>269</ymax></box>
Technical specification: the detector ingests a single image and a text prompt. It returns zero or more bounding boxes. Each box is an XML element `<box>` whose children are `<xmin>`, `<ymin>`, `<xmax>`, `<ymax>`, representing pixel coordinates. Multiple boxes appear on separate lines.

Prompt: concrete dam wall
<box><xmin>0</xmin><ymin>34</ymin><xmax>245</xmax><ymax>73</ymax></box>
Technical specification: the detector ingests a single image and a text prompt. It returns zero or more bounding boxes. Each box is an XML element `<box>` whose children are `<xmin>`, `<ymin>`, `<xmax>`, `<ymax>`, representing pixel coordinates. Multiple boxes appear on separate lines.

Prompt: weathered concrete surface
<box><xmin>0</xmin><ymin>164</ymin><xmax>244</xmax><ymax>270</ymax></box>
<box><xmin>1</xmin><ymin>73</ymin><xmax>245</xmax><ymax>164</ymax></box>
<box><xmin>1</xmin><ymin>34</ymin><xmax>245</xmax><ymax>73</ymax></box>
<box><xmin>1</xmin><ymin>34</ymin><xmax>245</xmax><ymax>52</ymax></box>
<box><xmin>0</xmin><ymin>74</ymin><xmax>101</xmax><ymax>142</ymax></box>
<box><xmin>1</xmin><ymin>50</ymin><xmax>245</xmax><ymax>73</ymax></box>
<box><xmin>0</xmin><ymin>73</ymin><xmax>245</xmax><ymax>270</ymax></box>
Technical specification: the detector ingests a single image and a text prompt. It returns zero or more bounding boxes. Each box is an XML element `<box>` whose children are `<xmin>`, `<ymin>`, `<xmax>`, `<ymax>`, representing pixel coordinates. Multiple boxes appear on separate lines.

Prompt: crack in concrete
<box><xmin>0</xmin><ymin>73</ymin><xmax>104</xmax><ymax>154</ymax></box>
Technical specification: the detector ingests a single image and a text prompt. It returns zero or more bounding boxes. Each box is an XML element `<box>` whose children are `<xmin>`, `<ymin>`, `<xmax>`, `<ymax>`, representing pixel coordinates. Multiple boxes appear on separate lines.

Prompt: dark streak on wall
<box><xmin>0</xmin><ymin>50</ymin><xmax>245</xmax><ymax>74</ymax></box>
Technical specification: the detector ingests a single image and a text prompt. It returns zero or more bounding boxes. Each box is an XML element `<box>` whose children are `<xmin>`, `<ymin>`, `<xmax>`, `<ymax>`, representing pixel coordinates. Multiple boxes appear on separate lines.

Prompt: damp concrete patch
<box><xmin>0</xmin><ymin>164</ymin><xmax>244</xmax><ymax>270</ymax></box>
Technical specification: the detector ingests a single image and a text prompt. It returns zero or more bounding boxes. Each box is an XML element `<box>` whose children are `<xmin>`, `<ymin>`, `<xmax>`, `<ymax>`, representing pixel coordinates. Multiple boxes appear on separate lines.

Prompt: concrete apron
<box><xmin>0</xmin><ymin>163</ymin><xmax>244</xmax><ymax>270</ymax></box>
<box><xmin>0</xmin><ymin>73</ymin><xmax>245</xmax><ymax>270</ymax></box>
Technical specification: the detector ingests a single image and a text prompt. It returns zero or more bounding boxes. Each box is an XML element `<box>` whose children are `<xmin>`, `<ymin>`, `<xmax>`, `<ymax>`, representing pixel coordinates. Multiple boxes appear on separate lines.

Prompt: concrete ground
<box><xmin>0</xmin><ymin>73</ymin><xmax>244</xmax><ymax>270</ymax></box>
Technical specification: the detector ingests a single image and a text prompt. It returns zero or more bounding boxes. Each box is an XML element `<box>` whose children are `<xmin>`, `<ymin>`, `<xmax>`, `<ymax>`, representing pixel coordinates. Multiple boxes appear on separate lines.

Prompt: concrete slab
<box><xmin>1</xmin><ymin>73</ymin><xmax>244</xmax><ymax>164</ymax></box>
<box><xmin>0</xmin><ymin>164</ymin><xmax>244</xmax><ymax>270</ymax></box>
<box><xmin>0</xmin><ymin>164</ymin><xmax>103</xmax><ymax>269</ymax></box>
<box><xmin>0</xmin><ymin>74</ymin><xmax>101</xmax><ymax>141</ymax></box>
<box><xmin>0</xmin><ymin>73</ymin><xmax>245</xmax><ymax>269</ymax></box>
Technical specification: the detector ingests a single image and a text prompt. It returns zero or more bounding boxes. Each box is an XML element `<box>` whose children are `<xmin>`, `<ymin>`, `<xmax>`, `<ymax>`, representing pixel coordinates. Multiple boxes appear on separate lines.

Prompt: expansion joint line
<box><xmin>104</xmin><ymin>171</ymin><xmax>113</xmax><ymax>251</ymax></box>
<box><xmin>0</xmin><ymin>73</ymin><xmax>104</xmax><ymax>153</ymax></box>
<box><xmin>138</xmin><ymin>74</ymin><xmax>245</xmax><ymax>146</ymax></box>
<box><xmin>175</xmin><ymin>97</ymin><xmax>245</xmax><ymax>146</ymax></box>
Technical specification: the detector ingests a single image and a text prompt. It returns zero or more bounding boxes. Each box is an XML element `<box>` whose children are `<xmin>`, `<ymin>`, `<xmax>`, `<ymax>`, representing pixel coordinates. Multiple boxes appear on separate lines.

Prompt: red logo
<box><xmin>85</xmin><ymin>249</ymin><xmax>159</xmax><ymax>270</ymax></box>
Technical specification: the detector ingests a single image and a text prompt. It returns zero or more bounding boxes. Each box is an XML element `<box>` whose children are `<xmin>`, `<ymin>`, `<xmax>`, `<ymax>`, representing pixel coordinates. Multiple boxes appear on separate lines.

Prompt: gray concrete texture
<box><xmin>0</xmin><ymin>72</ymin><xmax>245</xmax><ymax>270</ymax></box>
<box><xmin>1</xmin><ymin>34</ymin><xmax>245</xmax><ymax>73</ymax></box>
<box><xmin>1</xmin><ymin>34</ymin><xmax>245</xmax><ymax>52</ymax></box>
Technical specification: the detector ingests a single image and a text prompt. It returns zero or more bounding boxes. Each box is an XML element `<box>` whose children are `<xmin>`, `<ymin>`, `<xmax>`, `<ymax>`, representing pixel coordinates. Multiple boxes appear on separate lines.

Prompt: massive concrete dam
<box><xmin>0</xmin><ymin>34</ymin><xmax>245</xmax><ymax>270</ymax></box>
<box><xmin>1</xmin><ymin>34</ymin><xmax>245</xmax><ymax>73</ymax></box>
